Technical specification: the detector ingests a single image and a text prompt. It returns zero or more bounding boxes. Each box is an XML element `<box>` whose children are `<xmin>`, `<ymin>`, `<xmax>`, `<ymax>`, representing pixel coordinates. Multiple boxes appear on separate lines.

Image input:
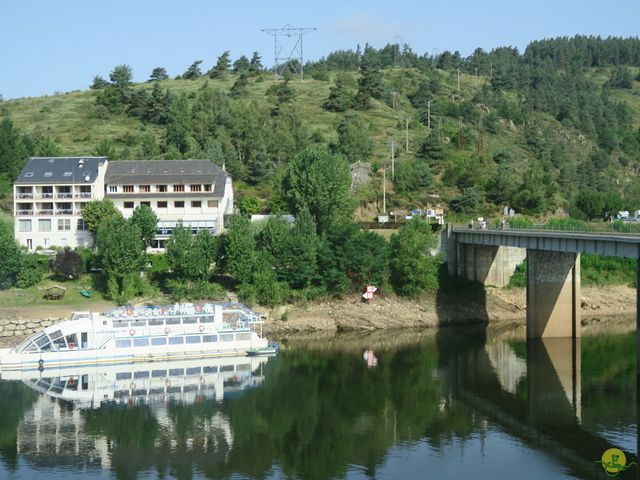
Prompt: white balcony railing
<box><xmin>17</xmin><ymin>193</ymin><xmax>33</xmax><ymax>199</ymax></box>
<box><xmin>56</xmin><ymin>192</ymin><xmax>73</xmax><ymax>199</ymax></box>
<box><xmin>17</xmin><ymin>209</ymin><xmax>34</xmax><ymax>216</ymax></box>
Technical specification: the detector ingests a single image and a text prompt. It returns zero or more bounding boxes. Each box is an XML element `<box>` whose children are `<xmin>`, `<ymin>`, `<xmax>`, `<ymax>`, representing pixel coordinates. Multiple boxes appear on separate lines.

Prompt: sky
<box><xmin>1</xmin><ymin>0</ymin><xmax>639</xmax><ymax>99</ymax></box>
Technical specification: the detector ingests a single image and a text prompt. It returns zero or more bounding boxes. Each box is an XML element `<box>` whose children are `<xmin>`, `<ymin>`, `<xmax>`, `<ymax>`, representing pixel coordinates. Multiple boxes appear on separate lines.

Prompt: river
<box><xmin>0</xmin><ymin>323</ymin><xmax>635</xmax><ymax>479</ymax></box>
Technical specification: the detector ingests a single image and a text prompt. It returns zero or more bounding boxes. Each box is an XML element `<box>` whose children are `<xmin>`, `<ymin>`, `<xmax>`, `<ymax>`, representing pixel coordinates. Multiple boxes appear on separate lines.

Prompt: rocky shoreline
<box><xmin>0</xmin><ymin>285</ymin><xmax>635</xmax><ymax>347</ymax></box>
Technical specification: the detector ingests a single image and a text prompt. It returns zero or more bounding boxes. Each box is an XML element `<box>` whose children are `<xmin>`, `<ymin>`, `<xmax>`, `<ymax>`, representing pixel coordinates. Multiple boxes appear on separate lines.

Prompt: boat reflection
<box><xmin>4</xmin><ymin>355</ymin><xmax>270</xmax><ymax>408</ymax></box>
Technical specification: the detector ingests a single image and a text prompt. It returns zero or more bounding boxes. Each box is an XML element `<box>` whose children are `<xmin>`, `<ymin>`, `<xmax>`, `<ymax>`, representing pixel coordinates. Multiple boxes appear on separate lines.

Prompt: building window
<box><xmin>18</xmin><ymin>219</ymin><xmax>32</xmax><ymax>232</ymax></box>
<box><xmin>174</xmin><ymin>201</ymin><xmax>185</xmax><ymax>208</ymax></box>
<box><xmin>157</xmin><ymin>185</ymin><xmax>167</xmax><ymax>192</ymax></box>
<box><xmin>108</xmin><ymin>185</ymin><xmax>118</xmax><ymax>193</ymax></box>
<box><xmin>190</xmin><ymin>184</ymin><xmax>202</xmax><ymax>192</ymax></box>
<box><xmin>123</xmin><ymin>185</ymin><xmax>134</xmax><ymax>193</ymax></box>
<box><xmin>38</xmin><ymin>219</ymin><xmax>51</xmax><ymax>232</ymax></box>
<box><xmin>124</xmin><ymin>201</ymin><xmax>134</xmax><ymax>209</ymax></box>
<box><xmin>204</xmin><ymin>184</ymin><xmax>212</xmax><ymax>192</ymax></box>
<box><xmin>191</xmin><ymin>201</ymin><xmax>201</xmax><ymax>208</ymax></box>
<box><xmin>173</xmin><ymin>185</ymin><xmax>184</xmax><ymax>192</ymax></box>
<box><xmin>140</xmin><ymin>185</ymin><xmax>151</xmax><ymax>192</ymax></box>
<box><xmin>58</xmin><ymin>219</ymin><xmax>71</xmax><ymax>231</ymax></box>
<box><xmin>207</xmin><ymin>200</ymin><xmax>218</xmax><ymax>208</ymax></box>
<box><xmin>157</xmin><ymin>201</ymin><xmax>168</xmax><ymax>208</ymax></box>
<box><xmin>77</xmin><ymin>219</ymin><xmax>88</xmax><ymax>231</ymax></box>
<box><xmin>140</xmin><ymin>201</ymin><xmax>151</xmax><ymax>207</ymax></box>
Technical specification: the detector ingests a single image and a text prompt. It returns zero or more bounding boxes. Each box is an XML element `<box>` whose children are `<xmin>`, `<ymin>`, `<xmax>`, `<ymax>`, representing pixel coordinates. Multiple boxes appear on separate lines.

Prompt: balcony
<box><xmin>17</xmin><ymin>209</ymin><xmax>34</xmax><ymax>216</ymax></box>
<box><xmin>38</xmin><ymin>193</ymin><xmax>54</xmax><ymax>199</ymax></box>
<box><xmin>75</xmin><ymin>192</ymin><xmax>92</xmax><ymax>199</ymax></box>
<box><xmin>37</xmin><ymin>209</ymin><xmax>54</xmax><ymax>216</ymax></box>
<box><xmin>56</xmin><ymin>192</ymin><xmax>73</xmax><ymax>199</ymax></box>
<box><xmin>16</xmin><ymin>193</ymin><xmax>34</xmax><ymax>199</ymax></box>
<box><xmin>56</xmin><ymin>209</ymin><xmax>74</xmax><ymax>216</ymax></box>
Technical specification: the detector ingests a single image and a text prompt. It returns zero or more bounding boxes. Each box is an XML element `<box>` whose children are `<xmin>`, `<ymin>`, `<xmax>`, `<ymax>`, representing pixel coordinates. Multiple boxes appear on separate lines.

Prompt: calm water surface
<box><xmin>0</xmin><ymin>324</ymin><xmax>636</xmax><ymax>480</ymax></box>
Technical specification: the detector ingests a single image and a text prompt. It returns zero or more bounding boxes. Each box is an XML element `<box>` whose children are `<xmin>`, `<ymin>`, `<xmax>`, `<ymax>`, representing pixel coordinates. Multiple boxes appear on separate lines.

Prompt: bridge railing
<box><xmin>454</xmin><ymin>220</ymin><xmax>640</xmax><ymax>235</ymax></box>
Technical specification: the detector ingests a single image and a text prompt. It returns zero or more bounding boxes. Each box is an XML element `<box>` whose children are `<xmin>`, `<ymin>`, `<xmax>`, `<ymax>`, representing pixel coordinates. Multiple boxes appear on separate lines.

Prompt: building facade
<box><xmin>14</xmin><ymin>157</ymin><xmax>233</xmax><ymax>251</ymax></box>
<box><xmin>14</xmin><ymin>157</ymin><xmax>108</xmax><ymax>250</ymax></box>
<box><xmin>104</xmin><ymin>159</ymin><xmax>233</xmax><ymax>250</ymax></box>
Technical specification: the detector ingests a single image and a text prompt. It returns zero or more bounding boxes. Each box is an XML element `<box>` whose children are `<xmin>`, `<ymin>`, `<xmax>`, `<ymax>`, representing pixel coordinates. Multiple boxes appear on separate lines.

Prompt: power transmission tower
<box><xmin>457</xmin><ymin>117</ymin><xmax>465</xmax><ymax>150</ymax></box>
<box><xmin>391</xmin><ymin>91</ymin><xmax>399</xmax><ymax>110</ymax></box>
<box><xmin>261</xmin><ymin>25</ymin><xmax>316</xmax><ymax>81</ymax></box>
<box><xmin>476</xmin><ymin>112</ymin><xmax>484</xmax><ymax>152</ymax></box>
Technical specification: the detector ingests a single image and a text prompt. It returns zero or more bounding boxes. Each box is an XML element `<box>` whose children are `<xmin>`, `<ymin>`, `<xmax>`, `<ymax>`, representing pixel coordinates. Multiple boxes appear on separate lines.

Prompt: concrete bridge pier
<box><xmin>453</xmin><ymin>242</ymin><xmax>526</xmax><ymax>287</ymax></box>
<box><xmin>526</xmin><ymin>250</ymin><xmax>580</xmax><ymax>339</ymax></box>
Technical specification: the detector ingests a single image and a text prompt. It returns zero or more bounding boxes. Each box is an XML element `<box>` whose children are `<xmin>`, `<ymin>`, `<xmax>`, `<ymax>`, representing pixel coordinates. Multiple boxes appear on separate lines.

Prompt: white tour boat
<box><xmin>0</xmin><ymin>302</ymin><xmax>278</xmax><ymax>371</ymax></box>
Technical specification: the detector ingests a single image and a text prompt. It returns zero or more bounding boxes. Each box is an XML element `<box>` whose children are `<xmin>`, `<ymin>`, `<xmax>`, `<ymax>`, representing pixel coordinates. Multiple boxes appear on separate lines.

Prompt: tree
<box><xmin>182</xmin><ymin>60</ymin><xmax>203</xmax><ymax>80</ymax></box>
<box><xmin>93</xmin><ymin>138</ymin><xmax>117</xmax><ymax>159</ymax></box>
<box><xmin>266</xmin><ymin>80</ymin><xmax>295</xmax><ymax>114</ymax></box>
<box><xmin>389</xmin><ymin>219</ymin><xmax>438</xmax><ymax>297</ymax></box>
<box><xmin>249</xmin><ymin>52</ymin><xmax>263</xmax><ymax>75</ymax></box>
<box><xmin>0</xmin><ymin>222</ymin><xmax>23</xmax><ymax>289</ymax></box>
<box><xmin>96</xmin><ymin>216</ymin><xmax>146</xmax><ymax>303</ymax></box>
<box><xmin>236</xmin><ymin>196</ymin><xmax>261</xmax><ymax>216</ymax></box>
<box><xmin>149</xmin><ymin>67</ymin><xmax>168</xmax><ymax>82</ymax></box>
<box><xmin>353</xmin><ymin>64</ymin><xmax>385</xmax><ymax>110</ymax></box>
<box><xmin>323</xmin><ymin>75</ymin><xmax>352</xmax><ymax>112</ymax></box>
<box><xmin>416</xmin><ymin>133</ymin><xmax>443</xmax><ymax>162</ymax></box>
<box><xmin>165</xmin><ymin>225</ymin><xmax>200</xmax><ymax>281</ymax></box>
<box><xmin>282</xmin><ymin>207</ymin><xmax>318</xmax><ymax>289</ymax></box>
<box><xmin>16</xmin><ymin>253</ymin><xmax>43</xmax><ymax>288</ymax></box>
<box><xmin>82</xmin><ymin>199</ymin><xmax>122</xmax><ymax>234</ymax></box>
<box><xmin>209</xmin><ymin>51</ymin><xmax>231</xmax><ymax>79</ymax></box>
<box><xmin>53</xmin><ymin>248</ymin><xmax>83</xmax><ymax>279</ymax></box>
<box><xmin>165</xmin><ymin>93</ymin><xmax>194</xmax><ymax>154</ymax></box>
<box><xmin>90</xmin><ymin>75</ymin><xmax>109</xmax><ymax>89</ymax></box>
<box><xmin>230</xmin><ymin>74</ymin><xmax>249</xmax><ymax>98</ymax></box>
<box><xmin>109</xmin><ymin>64</ymin><xmax>133</xmax><ymax>89</ymax></box>
<box><xmin>233</xmin><ymin>55</ymin><xmax>250</xmax><ymax>74</ymax></box>
<box><xmin>130</xmin><ymin>204</ymin><xmax>158</xmax><ymax>250</ymax></box>
<box><xmin>336</xmin><ymin>113</ymin><xmax>373</xmax><ymax>163</ymax></box>
<box><xmin>277</xmin><ymin>146</ymin><xmax>354</xmax><ymax>235</ymax></box>
<box><xmin>0</xmin><ymin>117</ymin><xmax>29</xmax><ymax>181</ymax></box>
<box><xmin>221</xmin><ymin>215</ymin><xmax>257</xmax><ymax>285</ymax></box>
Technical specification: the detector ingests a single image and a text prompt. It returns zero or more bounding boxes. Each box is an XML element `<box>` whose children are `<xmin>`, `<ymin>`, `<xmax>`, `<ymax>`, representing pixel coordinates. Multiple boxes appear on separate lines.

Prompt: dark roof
<box><xmin>105</xmin><ymin>160</ymin><xmax>229</xmax><ymax>194</ymax></box>
<box><xmin>15</xmin><ymin>157</ymin><xmax>106</xmax><ymax>184</ymax></box>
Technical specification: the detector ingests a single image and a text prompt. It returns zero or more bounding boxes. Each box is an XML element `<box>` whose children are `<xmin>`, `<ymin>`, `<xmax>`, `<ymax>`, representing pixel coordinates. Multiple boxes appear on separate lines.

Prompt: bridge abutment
<box><xmin>454</xmin><ymin>243</ymin><xmax>526</xmax><ymax>287</ymax></box>
<box><xmin>526</xmin><ymin>250</ymin><xmax>580</xmax><ymax>338</ymax></box>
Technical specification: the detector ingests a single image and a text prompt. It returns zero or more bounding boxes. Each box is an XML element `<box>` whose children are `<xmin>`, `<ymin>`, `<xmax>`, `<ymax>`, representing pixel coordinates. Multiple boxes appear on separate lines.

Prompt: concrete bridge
<box><xmin>445</xmin><ymin>226</ymin><xmax>640</xmax><ymax>339</ymax></box>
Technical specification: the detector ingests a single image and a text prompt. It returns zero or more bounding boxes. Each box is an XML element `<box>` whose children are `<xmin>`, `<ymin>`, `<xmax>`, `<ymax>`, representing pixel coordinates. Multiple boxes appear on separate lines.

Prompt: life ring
<box><xmin>199</xmin><ymin>324</ymin><xmax>205</xmax><ymax>332</ymax></box>
<box><xmin>67</xmin><ymin>377</ymin><xmax>76</xmax><ymax>385</ymax></box>
<box><xmin>232</xmin><ymin>324</ymin><xmax>237</xmax><ymax>331</ymax></box>
<box><xmin>164</xmin><ymin>327</ymin><xmax>170</xmax><ymax>335</ymax></box>
<box><xmin>195</xmin><ymin>305</ymin><xmax>203</xmax><ymax>313</ymax></box>
<box><xmin>129</xmin><ymin>328</ymin><xmax>135</xmax><ymax>336</ymax></box>
<box><xmin>130</xmin><ymin>382</ymin><xmax>136</xmax><ymax>390</ymax></box>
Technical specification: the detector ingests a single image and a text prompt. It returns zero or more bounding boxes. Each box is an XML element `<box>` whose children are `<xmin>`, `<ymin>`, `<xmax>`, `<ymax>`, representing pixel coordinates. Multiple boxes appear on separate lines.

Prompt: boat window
<box><xmin>167</xmin><ymin>386</ymin><xmax>181</xmax><ymax>394</ymax></box>
<box><xmin>149</xmin><ymin>388</ymin><xmax>165</xmax><ymax>395</ymax></box>
<box><xmin>220</xmin><ymin>334</ymin><xmax>234</xmax><ymax>342</ymax></box>
<box><xmin>203</xmin><ymin>335</ymin><xmax>217</xmax><ymax>343</ymax></box>
<box><xmin>203</xmin><ymin>366</ymin><xmax>218</xmax><ymax>373</ymax></box>
<box><xmin>116</xmin><ymin>339</ymin><xmax>131</xmax><ymax>348</ymax></box>
<box><xmin>114</xmin><ymin>390</ymin><xmax>129</xmax><ymax>398</ymax></box>
<box><xmin>65</xmin><ymin>333</ymin><xmax>78</xmax><ymax>349</ymax></box>
<box><xmin>151</xmin><ymin>337</ymin><xmax>166</xmax><ymax>346</ymax></box>
<box><xmin>116</xmin><ymin>372</ymin><xmax>132</xmax><ymax>380</ymax></box>
<box><xmin>149</xmin><ymin>318</ymin><xmax>163</xmax><ymax>326</ymax></box>
<box><xmin>65</xmin><ymin>377</ymin><xmax>78</xmax><ymax>391</ymax></box>
<box><xmin>151</xmin><ymin>369</ymin><xmax>167</xmax><ymax>378</ymax></box>
<box><xmin>35</xmin><ymin>335</ymin><xmax>53</xmax><ymax>352</ymax></box>
<box><xmin>183</xmin><ymin>317</ymin><xmax>197</xmax><ymax>324</ymax></box>
<box><xmin>132</xmin><ymin>319</ymin><xmax>146</xmax><ymax>327</ymax></box>
<box><xmin>168</xmin><ymin>337</ymin><xmax>184</xmax><ymax>345</ymax></box>
<box><xmin>184</xmin><ymin>385</ymin><xmax>199</xmax><ymax>393</ymax></box>
<box><xmin>132</xmin><ymin>388</ymin><xmax>147</xmax><ymax>396</ymax></box>
<box><xmin>113</xmin><ymin>319</ymin><xmax>128</xmax><ymax>328</ymax></box>
<box><xmin>186</xmin><ymin>367</ymin><xmax>201</xmax><ymax>375</ymax></box>
<box><xmin>50</xmin><ymin>330</ymin><xmax>67</xmax><ymax>350</ymax></box>
<box><xmin>220</xmin><ymin>365</ymin><xmax>234</xmax><ymax>372</ymax></box>
<box><xmin>24</xmin><ymin>342</ymin><xmax>39</xmax><ymax>352</ymax></box>
<box><xmin>169</xmin><ymin>368</ymin><xmax>184</xmax><ymax>376</ymax></box>
<box><xmin>134</xmin><ymin>371</ymin><xmax>149</xmax><ymax>379</ymax></box>
<box><xmin>166</xmin><ymin>317</ymin><xmax>181</xmax><ymax>325</ymax></box>
<box><xmin>235</xmin><ymin>333</ymin><xmax>251</xmax><ymax>341</ymax></box>
<box><xmin>201</xmin><ymin>316</ymin><xmax>215</xmax><ymax>323</ymax></box>
<box><xmin>133</xmin><ymin>338</ymin><xmax>149</xmax><ymax>347</ymax></box>
<box><xmin>186</xmin><ymin>336</ymin><xmax>201</xmax><ymax>344</ymax></box>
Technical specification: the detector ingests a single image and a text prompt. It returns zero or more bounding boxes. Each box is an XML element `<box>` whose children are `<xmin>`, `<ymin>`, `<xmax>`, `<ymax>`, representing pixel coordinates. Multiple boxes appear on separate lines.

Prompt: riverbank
<box><xmin>0</xmin><ymin>285</ymin><xmax>635</xmax><ymax>346</ymax></box>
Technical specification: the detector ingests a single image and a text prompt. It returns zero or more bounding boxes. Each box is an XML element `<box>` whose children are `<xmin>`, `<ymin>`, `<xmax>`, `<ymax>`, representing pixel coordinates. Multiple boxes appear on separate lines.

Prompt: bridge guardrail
<box><xmin>452</xmin><ymin>222</ymin><xmax>640</xmax><ymax>235</ymax></box>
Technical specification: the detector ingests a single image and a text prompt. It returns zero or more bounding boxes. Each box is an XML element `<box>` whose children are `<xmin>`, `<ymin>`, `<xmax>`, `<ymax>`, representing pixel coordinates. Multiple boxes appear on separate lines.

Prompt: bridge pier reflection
<box><xmin>526</xmin><ymin>338</ymin><xmax>581</xmax><ymax>426</ymax></box>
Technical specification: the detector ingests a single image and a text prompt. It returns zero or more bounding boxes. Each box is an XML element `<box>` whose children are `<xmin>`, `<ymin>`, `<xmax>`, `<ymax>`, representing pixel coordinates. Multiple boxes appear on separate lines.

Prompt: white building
<box><xmin>104</xmin><ymin>159</ymin><xmax>234</xmax><ymax>250</ymax></box>
<box><xmin>14</xmin><ymin>157</ymin><xmax>108</xmax><ymax>250</ymax></box>
<box><xmin>14</xmin><ymin>157</ymin><xmax>234</xmax><ymax>251</ymax></box>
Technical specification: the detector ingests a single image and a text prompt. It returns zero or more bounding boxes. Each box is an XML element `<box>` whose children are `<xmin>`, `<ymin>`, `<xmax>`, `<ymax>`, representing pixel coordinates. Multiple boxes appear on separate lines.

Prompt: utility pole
<box><xmin>476</xmin><ymin>112</ymin><xmax>484</xmax><ymax>152</ymax></box>
<box><xmin>382</xmin><ymin>167</ymin><xmax>387</xmax><ymax>213</ymax></box>
<box><xmin>405</xmin><ymin>117</ymin><xmax>410</xmax><ymax>152</ymax></box>
<box><xmin>457</xmin><ymin>117</ymin><xmax>465</xmax><ymax>150</ymax></box>
<box><xmin>391</xmin><ymin>140</ymin><xmax>396</xmax><ymax>180</ymax></box>
<box><xmin>391</xmin><ymin>91</ymin><xmax>398</xmax><ymax>110</ymax></box>
<box><xmin>261</xmin><ymin>25</ymin><xmax>316</xmax><ymax>81</ymax></box>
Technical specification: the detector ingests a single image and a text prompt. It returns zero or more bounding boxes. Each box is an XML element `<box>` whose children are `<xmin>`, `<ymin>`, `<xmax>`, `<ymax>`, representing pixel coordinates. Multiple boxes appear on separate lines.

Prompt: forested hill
<box><xmin>1</xmin><ymin>35</ymin><xmax>640</xmax><ymax>220</ymax></box>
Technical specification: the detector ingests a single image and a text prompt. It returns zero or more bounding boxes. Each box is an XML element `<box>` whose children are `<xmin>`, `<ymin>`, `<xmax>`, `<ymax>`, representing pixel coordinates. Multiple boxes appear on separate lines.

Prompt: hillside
<box><xmin>1</xmin><ymin>36</ymin><xmax>640</xmax><ymax>220</ymax></box>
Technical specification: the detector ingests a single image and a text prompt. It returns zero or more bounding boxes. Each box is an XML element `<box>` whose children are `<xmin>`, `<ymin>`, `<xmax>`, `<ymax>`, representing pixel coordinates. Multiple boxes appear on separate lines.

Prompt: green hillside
<box><xmin>1</xmin><ymin>36</ymin><xmax>640</xmax><ymax>220</ymax></box>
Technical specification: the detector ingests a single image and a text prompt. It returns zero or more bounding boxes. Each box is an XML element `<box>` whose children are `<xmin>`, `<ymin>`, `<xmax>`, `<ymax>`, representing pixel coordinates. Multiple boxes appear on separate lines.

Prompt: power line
<box><xmin>261</xmin><ymin>26</ymin><xmax>316</xmax><ymax>81</ymax></box>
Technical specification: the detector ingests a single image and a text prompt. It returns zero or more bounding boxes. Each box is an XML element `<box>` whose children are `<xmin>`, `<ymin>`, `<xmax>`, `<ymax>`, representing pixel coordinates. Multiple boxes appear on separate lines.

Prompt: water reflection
<box><xmin>0</xmin><ymin>325</ymin><xmax>636</xmax><ymax>480</ymax></box>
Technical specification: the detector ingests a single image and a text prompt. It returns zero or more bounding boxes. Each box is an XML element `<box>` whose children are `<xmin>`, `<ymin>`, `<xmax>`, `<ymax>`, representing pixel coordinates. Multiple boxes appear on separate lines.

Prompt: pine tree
<box><xmin>323</xmin><ymin>76</ymin><xmax>352</xmax><ymax>112</ymax></box>
<box><xmin>209</xmin><ymin>51</ymin><xmax>231</xmax><ymax>79</ymax></box>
